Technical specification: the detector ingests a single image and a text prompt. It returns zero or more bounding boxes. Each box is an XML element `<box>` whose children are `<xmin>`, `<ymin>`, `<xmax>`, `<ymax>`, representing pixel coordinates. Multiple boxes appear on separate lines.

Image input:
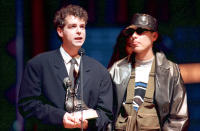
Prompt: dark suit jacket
<box><xmin>18</xmin><ymin>49</ymin><xmax>113</xmax><ymax>130</ymax></box>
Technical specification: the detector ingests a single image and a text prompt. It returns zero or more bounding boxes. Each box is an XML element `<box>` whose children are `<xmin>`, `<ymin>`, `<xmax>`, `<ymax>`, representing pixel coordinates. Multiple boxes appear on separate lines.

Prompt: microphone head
<box><xmin>63</xmin><ymin>77</ymin><xmax>72</xmax><ymax>87</ymax></box>
<box><xmin>78</xmin><ymin>48</ymin><xmax>85</xmax><ymax>56</ymax></box>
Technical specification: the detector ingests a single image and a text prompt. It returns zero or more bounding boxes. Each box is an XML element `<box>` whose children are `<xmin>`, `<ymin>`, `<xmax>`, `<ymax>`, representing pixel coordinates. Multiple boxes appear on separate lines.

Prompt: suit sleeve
<box><xmin>18</xmin><ymin>60</ymin><xmax>66</xmax><ymax>125</ymax></box>
<box><xmin>95</xmin><ymin>70</ymin><xmax>113</xmax><ymax>131</ymax></box>
<box><xmin>162</xmin><ymin>64</ymin><xmax>189</xmax><ymax>130</ymax></box>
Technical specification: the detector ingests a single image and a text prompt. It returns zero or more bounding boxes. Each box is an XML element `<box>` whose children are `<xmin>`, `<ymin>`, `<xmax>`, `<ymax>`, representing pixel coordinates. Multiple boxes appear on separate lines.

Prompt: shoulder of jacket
<box><xmin>113</xmin><ymin>56</ymin><xmax>129</xmax><ymax>67</ymax></box>
<box><xmin>27</xmin><ymin>50</ymin><xmax>57</xmax><ymax>66</ymax></box>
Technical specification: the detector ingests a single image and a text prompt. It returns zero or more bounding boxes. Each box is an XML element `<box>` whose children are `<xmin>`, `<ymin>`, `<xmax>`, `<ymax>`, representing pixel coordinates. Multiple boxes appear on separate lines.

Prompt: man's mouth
<box><xmin>75</xmin><ymin>37</ymin><xmax>82</xmax><ymax>40</ymax></box>
<box><xmin>128</xmin><ymin>41</ymin><xmax>139</xmax><ymax>47</ymax></box>
<box><xmin>132</xmin><ymin>41</ymin><xmax>140</xmax><ymax>46</ymax></box>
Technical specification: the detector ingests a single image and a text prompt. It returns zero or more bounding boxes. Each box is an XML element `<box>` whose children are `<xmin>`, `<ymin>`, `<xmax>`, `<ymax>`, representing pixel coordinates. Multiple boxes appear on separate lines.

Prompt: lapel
<box><xmin>113</xmin><ymin>56</ymin><xmax>132</xmax><ymax>116</ymax></box>
<box><xmin>52</xmin><ymin>49</ymin><xmax>68</xmax><ymax>83</ymax></box>
<box><xmin>155</xmin><ymin>52</ymin><xmax>170</xmax><ymax>101</ymax></box>
<box><xmin>155</xmin><ymin>52</ymin><xmax>170</xmax><ymax>85</ymax></box>
<box><xmin>77</xmin><ymin>55</ymin><xmax>90</xmax><ymax>92</ymax></box>
<box><xmin>117</xmin><ymin>59</ymin><xmax>132</xmax><ymax>103</ymax></box>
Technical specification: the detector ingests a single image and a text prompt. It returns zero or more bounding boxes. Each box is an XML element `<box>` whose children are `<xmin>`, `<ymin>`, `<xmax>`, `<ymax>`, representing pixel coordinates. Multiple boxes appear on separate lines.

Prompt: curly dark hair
<box><xmin>53</xmin><ymin>4</ymin><xmax>88</xmax><ymax>29</ymax></box>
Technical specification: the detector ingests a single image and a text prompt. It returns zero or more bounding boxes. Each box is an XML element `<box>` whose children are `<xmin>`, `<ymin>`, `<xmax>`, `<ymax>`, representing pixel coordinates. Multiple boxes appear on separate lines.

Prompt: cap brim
<box><xmin>126</xmin><ymin>24</ymin><xmax>152</xmax><ymax>30</ymax></box>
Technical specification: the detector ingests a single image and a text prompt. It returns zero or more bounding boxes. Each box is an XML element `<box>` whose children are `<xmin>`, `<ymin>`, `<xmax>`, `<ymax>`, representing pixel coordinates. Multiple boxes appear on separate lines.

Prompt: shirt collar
<box><xmin>60</xmin><ymin>46</ymin><xmax>81</xmax><ymax>66</ymax></box>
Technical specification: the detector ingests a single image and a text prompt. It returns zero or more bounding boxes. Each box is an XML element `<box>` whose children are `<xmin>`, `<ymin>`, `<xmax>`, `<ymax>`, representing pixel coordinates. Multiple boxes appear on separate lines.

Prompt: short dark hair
<box><xmin>53</xmin><ymin>4</ymin><xmax>88</xmax><ymax>29</ymax></box>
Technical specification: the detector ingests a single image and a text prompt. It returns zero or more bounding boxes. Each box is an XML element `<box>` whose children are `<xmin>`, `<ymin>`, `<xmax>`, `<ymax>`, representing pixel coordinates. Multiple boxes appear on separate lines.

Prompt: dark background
<box><xmin>0</xmin><ymin>0</ymin><xmax>200</xmax><ymax>130</ymax></box>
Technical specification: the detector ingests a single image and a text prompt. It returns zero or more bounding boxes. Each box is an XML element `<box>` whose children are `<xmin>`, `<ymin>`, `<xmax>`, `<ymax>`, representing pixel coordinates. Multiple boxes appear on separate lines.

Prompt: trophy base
<box><xmin>73</xmin><ymin>109</ymin><xmax>98</xmax><ymax>120</ymax></box>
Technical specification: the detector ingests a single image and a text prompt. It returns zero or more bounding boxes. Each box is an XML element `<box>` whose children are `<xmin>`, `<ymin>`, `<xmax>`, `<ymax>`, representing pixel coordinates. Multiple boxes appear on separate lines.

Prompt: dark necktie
<box><xmin>69</xmin><ymin>58</ymin><xmax>77</xmax><ymax>88</ymax></box>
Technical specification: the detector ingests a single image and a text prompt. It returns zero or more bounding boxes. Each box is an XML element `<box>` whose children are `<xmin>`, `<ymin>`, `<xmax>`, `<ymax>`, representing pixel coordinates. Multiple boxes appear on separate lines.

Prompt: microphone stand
<box><xmin>79</xmin><ymin>48</ymin><xmax>85</xmax><ymax>131</ymax></box>
<box><xmin>81</xmin><ymin>57</ymin><xmax>83</xmax><ymax>131</ymax></box>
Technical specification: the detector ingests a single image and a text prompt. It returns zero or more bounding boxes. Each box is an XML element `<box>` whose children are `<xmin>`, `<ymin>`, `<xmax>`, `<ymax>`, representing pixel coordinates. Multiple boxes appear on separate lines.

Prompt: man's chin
<box><xmin>73</xmin><ymin>43</ymin><xmax>84</xmax><ymax>47</ymax></box>
<box><xmin>133</xmin><ymin>49</ymin><xmax>143</xmax><ymax>54</ymax></box>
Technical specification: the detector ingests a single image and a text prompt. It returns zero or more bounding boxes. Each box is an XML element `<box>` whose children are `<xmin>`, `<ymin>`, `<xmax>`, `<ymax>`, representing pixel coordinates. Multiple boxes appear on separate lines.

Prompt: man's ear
<box><xmin>152</xmin><ymin>32</ymin><xmax>158</xmax><ymax>42</ymax></box>
<box><xmin>57</xmin><ymin>27</ymin><xmax>63</xmax><ymax>38</ymax></box>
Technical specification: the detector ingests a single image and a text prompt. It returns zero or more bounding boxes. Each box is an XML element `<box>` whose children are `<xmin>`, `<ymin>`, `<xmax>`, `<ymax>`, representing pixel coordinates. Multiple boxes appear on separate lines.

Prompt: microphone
<box><xmin>78</xmin><ymin>48</ymin><xmax>85</xmax><ymax>56</ymax></box>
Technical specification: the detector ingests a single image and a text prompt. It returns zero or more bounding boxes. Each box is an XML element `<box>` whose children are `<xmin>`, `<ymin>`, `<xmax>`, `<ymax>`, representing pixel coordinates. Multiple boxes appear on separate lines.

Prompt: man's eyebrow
<box><xmin>67</xmin><ymin>23</ymin><xmax>77</xmax><ymax>26</ymax></box>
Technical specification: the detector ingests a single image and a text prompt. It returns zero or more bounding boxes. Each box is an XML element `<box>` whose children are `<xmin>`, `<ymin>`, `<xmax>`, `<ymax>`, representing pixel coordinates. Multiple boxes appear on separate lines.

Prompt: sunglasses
<box><xmin>124</xmin><ymin>28</ymin><xmax>154</xmax><ymax>36</ymax></box>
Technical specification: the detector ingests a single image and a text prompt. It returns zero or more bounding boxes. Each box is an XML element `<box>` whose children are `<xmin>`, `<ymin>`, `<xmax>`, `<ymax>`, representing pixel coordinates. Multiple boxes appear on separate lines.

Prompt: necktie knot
<box><xmin>70</xmin><ymin>58</ymin><xmax>77</xmax><ymax>65</ymax></box>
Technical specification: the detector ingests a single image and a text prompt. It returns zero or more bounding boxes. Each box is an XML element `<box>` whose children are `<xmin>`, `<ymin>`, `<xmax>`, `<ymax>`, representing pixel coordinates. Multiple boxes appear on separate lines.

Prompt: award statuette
<box><xmin>63</xmin><ymin>77</ymin><xmax>88</xmax><ymax>113</ymax></box>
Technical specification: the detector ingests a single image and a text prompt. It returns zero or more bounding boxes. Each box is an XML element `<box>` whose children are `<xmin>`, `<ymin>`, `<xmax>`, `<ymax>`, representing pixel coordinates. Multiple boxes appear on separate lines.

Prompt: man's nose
<box><xmin>131</xmin><ymin>31</ymin><xmax>138</xmax><ymax>39</ymax></box>
<box><xmin>132</xmin><ymin>31</ymin><xmax>138</xmax><ymax>37</ymax></box>
<box><xmin>76</xmin><ymin>27</ymin><xmax>81</xmax><ymax>35</ymax></box>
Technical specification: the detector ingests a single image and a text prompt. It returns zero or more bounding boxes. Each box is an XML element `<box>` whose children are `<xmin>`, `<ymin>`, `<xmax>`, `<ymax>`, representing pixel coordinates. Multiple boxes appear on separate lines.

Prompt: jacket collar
<box><xmin>155</xmin><ymin>52</ymin><xmax>170</xmax><ymax>70</ymax></box>
<box><xmin>125</xmin><ymin>52</ymin><xmax>170</xmax><ymax>70</ymax></box>
<box><xmin>52</xmin><ymin>49</ymin><xmax>68</xmax><ymax>82</ymax></box>
<box><xmin>81</xmin><ymin>55</ymin><xmax>90</xmax><ymax>72</ymax></box>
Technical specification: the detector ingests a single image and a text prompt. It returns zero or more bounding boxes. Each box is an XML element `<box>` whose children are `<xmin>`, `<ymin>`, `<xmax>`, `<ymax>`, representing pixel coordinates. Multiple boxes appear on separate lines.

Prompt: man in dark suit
<box><xmin>18</xmin><ymin>4</ymin><xmax>113</xmax><ymax>130</ymax></box>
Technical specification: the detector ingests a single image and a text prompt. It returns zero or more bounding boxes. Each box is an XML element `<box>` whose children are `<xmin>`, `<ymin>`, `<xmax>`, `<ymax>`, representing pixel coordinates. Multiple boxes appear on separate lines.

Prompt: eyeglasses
<box><xmin>124</xmin><ymin>28</ymin><xmax>154</xmax><ymax>36</ymax></box>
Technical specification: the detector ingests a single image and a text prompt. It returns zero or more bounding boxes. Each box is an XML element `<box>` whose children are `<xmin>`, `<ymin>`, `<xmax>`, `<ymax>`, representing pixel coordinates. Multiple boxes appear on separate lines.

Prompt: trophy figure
<box><xmin>64</xmin><ymin>77</ymin><xmax>88</xmax><ymax>113</ymax></box>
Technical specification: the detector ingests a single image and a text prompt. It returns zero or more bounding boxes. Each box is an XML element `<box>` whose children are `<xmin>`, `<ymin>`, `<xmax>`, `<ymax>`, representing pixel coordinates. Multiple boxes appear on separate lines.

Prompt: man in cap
<box><xmin>109</xmin><ymin>13</ymin><xmax>189</xmax><ymax>130</ymax></box>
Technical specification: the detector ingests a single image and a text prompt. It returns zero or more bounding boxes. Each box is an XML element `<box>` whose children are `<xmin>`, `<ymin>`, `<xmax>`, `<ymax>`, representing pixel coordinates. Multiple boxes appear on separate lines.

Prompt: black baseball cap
<box><xmin>126</xmin><ymin>13</ymin><xmax>158</xmax><ymax>31</ymax></box>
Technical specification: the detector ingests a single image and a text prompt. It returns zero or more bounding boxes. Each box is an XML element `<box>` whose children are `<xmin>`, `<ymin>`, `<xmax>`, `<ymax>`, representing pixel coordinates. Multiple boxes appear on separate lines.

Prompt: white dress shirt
<box><xmin>60</xmin><ymin>46</ymin><xmax>81</xmax><ymax>74</ymax></box>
